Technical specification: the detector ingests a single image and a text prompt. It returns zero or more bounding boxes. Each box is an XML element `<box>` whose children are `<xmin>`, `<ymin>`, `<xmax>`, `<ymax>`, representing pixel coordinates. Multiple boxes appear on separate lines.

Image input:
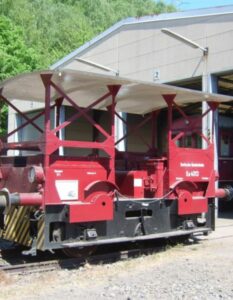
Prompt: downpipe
<box><xmin>0</xmin><ymin>188</ymin><xmax>42</xmax><ymax>209</ymax></box>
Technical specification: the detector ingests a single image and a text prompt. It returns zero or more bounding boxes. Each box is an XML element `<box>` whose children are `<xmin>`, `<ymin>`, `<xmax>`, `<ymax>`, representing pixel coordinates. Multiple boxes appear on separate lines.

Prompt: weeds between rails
<box><xmin>0</xmin><ymin>235</ymin><xmax>201</xmax><ymax>275</ymax></box>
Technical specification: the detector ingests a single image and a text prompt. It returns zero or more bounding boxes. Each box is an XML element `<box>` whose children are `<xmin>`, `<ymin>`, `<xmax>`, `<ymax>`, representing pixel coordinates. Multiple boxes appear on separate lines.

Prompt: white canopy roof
<box><xmin>1</xmin><ymin>69</ymin><xmax>232</xmax><ymax>114</ymax></box>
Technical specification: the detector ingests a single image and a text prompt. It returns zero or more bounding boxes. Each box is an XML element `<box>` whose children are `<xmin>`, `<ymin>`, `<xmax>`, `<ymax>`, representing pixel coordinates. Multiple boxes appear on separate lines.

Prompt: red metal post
<box><xmin>55</xmin><ymin>98</ymin><xmax>63</xmax><ymax>132</ymax></box>
<box><xmin>163</xmin><ymin>94</ymin><xmax>176</xmax><ymax>144</ymax></box>
<box><xmin>108</xmin><ymin>85</ymin><xmax>121</xmax><ymax>183</ymax></box>
<box><xmin>41</xmin><ymin>74</ymin><xmax>53</xmax><ymax>206</ymax></box>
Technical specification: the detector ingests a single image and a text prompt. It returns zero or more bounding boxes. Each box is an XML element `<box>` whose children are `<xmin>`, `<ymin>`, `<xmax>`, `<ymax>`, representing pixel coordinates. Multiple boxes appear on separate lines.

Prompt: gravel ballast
<box><xmin>0</xmin><ymin>213</ymin><xmax>233</xmax><ymax>300</ymax></box>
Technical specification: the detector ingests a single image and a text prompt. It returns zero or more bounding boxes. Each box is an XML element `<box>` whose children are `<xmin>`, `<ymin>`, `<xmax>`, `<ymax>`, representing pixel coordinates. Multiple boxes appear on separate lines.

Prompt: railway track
<box><xmin>0</xmin><ymin>244</ymin><xmax>166</xmax><ymax>275</ymax></box>
<box><xmin>2</xmin><ymin>223</ymin><xmax>232</xmax><ymax>276</ymax></box>
<box><xmin>0</xmin><ymin>214</ymin><xmax>231</xmax><ymax>277</ymax></box>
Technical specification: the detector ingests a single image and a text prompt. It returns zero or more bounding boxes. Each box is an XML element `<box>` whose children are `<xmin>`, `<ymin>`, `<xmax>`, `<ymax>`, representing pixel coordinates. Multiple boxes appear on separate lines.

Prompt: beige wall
<box><xmin>64</xmin><ymin>13</ymin><xmax>233</xmax><ymax>83</ymax></box>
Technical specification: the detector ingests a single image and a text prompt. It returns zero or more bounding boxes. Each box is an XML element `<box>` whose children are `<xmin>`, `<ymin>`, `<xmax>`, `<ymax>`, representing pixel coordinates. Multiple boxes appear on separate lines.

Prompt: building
<box><xmin>8</xmin><ymin>5</ymin><xmax>233</xmax><ymax>191</ymax></box>
<box><xmin>51</xmin><ymin>5</ymin><xmax>233</xmax><ymax>94</ymax></box>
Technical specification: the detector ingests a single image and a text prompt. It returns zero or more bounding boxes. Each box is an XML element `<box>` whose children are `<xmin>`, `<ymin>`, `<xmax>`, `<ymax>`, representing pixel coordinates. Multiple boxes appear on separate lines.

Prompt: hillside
<box><xmin>0</xmin><ymin>0</ymin><xmax>176</xmax><ymax>79</ymax></box>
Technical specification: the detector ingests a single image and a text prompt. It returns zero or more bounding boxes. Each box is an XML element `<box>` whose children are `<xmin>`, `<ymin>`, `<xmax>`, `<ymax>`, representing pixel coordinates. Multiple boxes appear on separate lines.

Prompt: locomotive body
<box><xmin>173</xmin><ymin>115</ymin><xmax>233</xmax><ymax>189</ymax></box>
<box><xmin>0</xmin><ymin>70</ymin><xmax>232</xmax><ymax>255</ymax></box>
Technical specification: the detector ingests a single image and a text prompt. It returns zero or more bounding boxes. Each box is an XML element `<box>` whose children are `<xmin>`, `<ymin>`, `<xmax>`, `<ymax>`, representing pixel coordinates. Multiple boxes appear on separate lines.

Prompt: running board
<box><xmin>62</xmin><ymin>227</ymin><xmax>211</xmax><ymax>248</ymax></box>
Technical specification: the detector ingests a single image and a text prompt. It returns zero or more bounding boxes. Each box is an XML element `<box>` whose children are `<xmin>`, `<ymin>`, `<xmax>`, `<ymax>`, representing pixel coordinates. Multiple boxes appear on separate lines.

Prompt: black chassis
<box><xmin>39</xmin><ymin>197</ymin><xmax>215</xmax><ymax>251</ymax></box>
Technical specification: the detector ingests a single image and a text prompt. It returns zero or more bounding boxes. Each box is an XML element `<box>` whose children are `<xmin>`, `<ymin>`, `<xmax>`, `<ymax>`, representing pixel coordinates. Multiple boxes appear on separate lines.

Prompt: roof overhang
<box><xmin>1</xmin><ymin>70</ymin><xmax>232</xmax><ymax>115</ymax></box>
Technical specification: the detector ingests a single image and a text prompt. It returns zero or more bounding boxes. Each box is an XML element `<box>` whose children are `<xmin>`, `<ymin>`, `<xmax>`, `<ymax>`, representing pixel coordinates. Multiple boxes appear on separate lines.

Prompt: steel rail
<box><xmin>0</xmin><ymin>246</ymin><xmax>166</xmax><ymax>275</ymax></box>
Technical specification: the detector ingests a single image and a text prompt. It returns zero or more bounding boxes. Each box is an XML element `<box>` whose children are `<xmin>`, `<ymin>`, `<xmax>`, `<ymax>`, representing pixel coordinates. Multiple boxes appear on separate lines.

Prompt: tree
<box><xmin>0</xmin><ymin>0</ymin><xmax>94</xmax><ymax>67</ymax></box>
<box><xmin>0</xmin><ymin>16</ymin><xmax>40</xmax><ymax>135</ymax></box>
<box><xmin>0</xmin><ymin>15</ymin><xmax>40</xmax><ymax>80</ymax></box>
<box><xmin>0</xmin><ymin>0</ymin><xmax>176</xmax><ymax>67</ymax></box>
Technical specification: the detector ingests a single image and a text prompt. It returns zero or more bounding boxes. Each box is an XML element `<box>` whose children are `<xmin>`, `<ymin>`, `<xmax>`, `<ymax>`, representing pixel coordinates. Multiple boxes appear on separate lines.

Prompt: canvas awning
<box><xmin>1</xmin><ymin>69</ymin><xmax>232</xmax><ymax>114</ymax></box>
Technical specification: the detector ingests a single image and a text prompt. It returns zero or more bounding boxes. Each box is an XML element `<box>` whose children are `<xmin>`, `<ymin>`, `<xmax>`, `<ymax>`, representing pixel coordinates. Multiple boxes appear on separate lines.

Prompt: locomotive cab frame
<box><xmin>0</xmin><ymin>70</ymin><xmax>232</xmax><ymax>256</ymax></box>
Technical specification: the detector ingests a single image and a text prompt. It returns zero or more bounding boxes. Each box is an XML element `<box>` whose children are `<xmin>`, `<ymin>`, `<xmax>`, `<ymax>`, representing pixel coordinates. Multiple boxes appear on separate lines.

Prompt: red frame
<box><xmin>0</xmin><ymin>75</ymin><xmax>219</xmax><ymax>218</ymax></box>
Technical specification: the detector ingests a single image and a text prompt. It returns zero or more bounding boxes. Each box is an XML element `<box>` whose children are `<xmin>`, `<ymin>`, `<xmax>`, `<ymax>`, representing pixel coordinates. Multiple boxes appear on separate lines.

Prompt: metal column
<box><xmin>202</xmin><ymin>74</ymin><xmax>219</xmax><ymax>216</ymax></box>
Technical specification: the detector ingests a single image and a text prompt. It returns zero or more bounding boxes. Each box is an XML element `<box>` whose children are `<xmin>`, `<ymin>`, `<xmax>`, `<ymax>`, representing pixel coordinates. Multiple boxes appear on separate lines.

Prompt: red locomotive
<box><xmin>0</xmin><ymin>70</ymin><xmax>232</xmax><ymax>256</ymax></box>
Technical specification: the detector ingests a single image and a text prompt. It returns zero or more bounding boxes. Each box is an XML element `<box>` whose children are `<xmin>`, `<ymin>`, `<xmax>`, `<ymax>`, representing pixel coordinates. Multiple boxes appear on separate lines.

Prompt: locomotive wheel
<box><xmin>168</xmin><ymin>234</ymin><xmax>191</xmax><ymax>246</ymax></box>
<box><xmin>62</xmin><ymin>246</ymin><xmax>97</xmax><ymax>258</ymax></box>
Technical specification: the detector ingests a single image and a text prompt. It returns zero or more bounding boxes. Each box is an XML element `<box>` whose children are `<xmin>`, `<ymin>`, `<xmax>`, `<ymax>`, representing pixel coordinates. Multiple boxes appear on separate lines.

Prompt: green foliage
<box><xmin>0</xmin><ymin>15</ymin><xmax>40</xmax><ymax>80</ymax></box>
<box><xmin>0</xmin><ymin>0</ymin><xmax>176</xmax><ymax>70</ymax></box>
<box><xmin>2</xmin><ymin>0</ymin><xmax>95</xmax><ymax>67</ymax></box>
<box><xmin>0</xmin><ymin>15</ymin><xmax>40</xmax><ymax>136</ymax></box>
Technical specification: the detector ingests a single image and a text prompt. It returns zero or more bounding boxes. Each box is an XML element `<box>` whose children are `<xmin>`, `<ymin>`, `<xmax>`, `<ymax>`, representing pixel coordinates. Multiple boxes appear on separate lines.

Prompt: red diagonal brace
<box><xmin>115</xmin><ymin>114</ymin><xmax>152</xmax><ymax>146</ymax></box>
<box><xmin>50</xmin><ymin>81</ymin><xmax>110</xmax><ymax>139</ymax></box>
<box><xmin>52</xmin><ymin>91</ymin><xmax>111</xmax><ymax>134</ymax></box>
<box><xmin>172</xmin><ymin>101</ymin><xmax>189</xmax><ymax>122</ymax></box>
<box><xmin>6</xmin><ymin>108</ymin><xmax>45</xmax><ymax>139</ymax></box>
<box><xmin>0</xmin><ymin>93</ymin><xmax>43</xmax><ymax>133</ymax></box>
<box><xmin>6</xmin><ymin>104</ymin><xmax>56</xmax><ymax>139</ymax></box>
<box><xmin>163</xmin><ymin>94</ymin><xmax>189</xmax><ymax>124</ymax></box>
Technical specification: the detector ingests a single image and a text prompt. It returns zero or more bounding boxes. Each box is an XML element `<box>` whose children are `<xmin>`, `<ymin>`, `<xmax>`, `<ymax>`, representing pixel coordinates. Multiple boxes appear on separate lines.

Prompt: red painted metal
<box><xmin>69</xmin><ymin>192</ymin><xmax>113</xmax><ymax>223</ymax></box>
<box><xmin>162</xmin><ymin>94</ymin><xmax>218</xmax><ymax>215</ymax></box>
<box><xmin>173</xmin><ymin>115</ymin><xmax>233</xmax><ymax>187</ymax></box>
<box><xmin>215</xmin><ymin>188</ymin><xmax>229</xmax><ymax>198</ymax></box>
<box><xmin>116</xmin><ymin>170</ymin><xmax>147</xmax><ymax>198</ymax></box>
<box><xmin>116</xmin><ymin>157</ymin><xmax>166</xmax><ymax>199</ymax></box>
<box><xmin>17</xmin><ymin>193</ymin><xmax>43</xmax><ymax>206</ymax></box>
<box><xmin>0</xmin><ymin>75</ymin><xmax>121</xmax><ymax>221</ymax></box>
<box><xmin>0</xmin><ymin>74</ymin><xmax>228</xmax><ymax>223</ymax></box>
